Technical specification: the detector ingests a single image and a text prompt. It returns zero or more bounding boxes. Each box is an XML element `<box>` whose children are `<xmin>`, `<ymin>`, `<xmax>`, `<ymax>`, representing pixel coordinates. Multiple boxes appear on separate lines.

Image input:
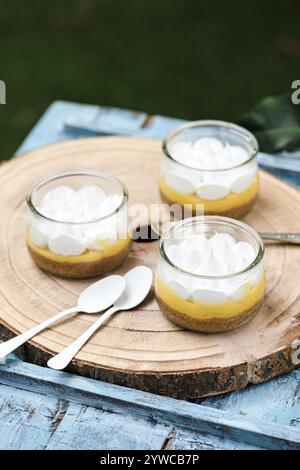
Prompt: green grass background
<box><xmin>0</xmin><ymin>0</ymin><xmax>299</xmax><ymax>159</ymax></box>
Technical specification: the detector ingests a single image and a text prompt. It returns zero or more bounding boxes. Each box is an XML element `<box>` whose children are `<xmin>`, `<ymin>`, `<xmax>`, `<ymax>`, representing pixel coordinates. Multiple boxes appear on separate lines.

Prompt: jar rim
<box><xmin>26</xmin><ymin>171</ymin><xmax>128</xmax><ymax>225</ymax></box>
<box><xmin>162</xmin><ymin>120</ymin><xmax>259</xmax><ymax>172</ymax></box>
<box><xmin>159</xmin><ymin>215</ymin><xmax>264</xmax><ymax>280</ymax></box>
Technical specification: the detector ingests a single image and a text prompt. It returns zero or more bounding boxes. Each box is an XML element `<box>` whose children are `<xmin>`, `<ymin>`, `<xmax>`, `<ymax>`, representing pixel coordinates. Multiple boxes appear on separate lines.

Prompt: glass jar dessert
<box><xmin>26</xmin><ymin>171</ymin><xmax>131</xmax><ymax>278</ymax></box>
<box><xmin>160</xmin><ymin>120</ymin><xmax>259</xmax><ymax>218</ymax></box>
<box><xmin>155</xmin><ymin>216</ymin><xmax>265</xmax><ymax>333</ymax></box>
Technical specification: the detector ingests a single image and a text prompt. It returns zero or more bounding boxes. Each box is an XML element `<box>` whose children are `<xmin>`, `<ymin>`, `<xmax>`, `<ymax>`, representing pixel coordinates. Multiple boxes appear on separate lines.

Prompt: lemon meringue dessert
<box><xmin>160</xmin><ymin>121</ymin><xmax>259</xmax><ymax>218</ymax></box>
<box><xmin>155</xmin><ymin>216</ymin><xmax>265</xmax><ymax>333</ymax></box>
<box><xmin>26</xmin><ymin>172</ymin><xmax>131</xmax><ymax>278</ymax></box>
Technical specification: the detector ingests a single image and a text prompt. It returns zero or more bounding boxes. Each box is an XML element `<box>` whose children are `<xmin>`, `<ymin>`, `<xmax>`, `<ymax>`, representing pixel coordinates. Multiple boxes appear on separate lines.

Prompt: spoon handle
<box><xmin>259</xmin><ymin>232</ymin><xmax>300</xmax><ymax>244</ymax></box>
<box><xmin>0</xmin><ymin>307</ymin><xmax>78</xmax><ymax>359</ymax></box>
<box><xmin>142</xmin><ymin>223</ymin><xmax>300</xmax><ymax>246</ymax></box>
<box><xmin>47</xmin><ymin>306</ymin><xmax>117</xmax><ymax>370</ymax></box>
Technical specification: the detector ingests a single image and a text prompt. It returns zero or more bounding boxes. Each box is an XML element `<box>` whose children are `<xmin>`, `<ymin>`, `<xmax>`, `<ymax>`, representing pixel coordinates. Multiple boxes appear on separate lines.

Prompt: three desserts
<box><xmin>26</xmin><ymin>127</ymin><xmax>265</xmax><ymax>333</ymax></box>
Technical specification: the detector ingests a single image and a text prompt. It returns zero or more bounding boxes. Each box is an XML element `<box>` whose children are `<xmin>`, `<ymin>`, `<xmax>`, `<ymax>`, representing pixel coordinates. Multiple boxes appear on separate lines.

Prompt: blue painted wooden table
<box><xmin>0</xmin><ymin>101</ymin><xmax>300</xmax><ymax>450</ymax></box>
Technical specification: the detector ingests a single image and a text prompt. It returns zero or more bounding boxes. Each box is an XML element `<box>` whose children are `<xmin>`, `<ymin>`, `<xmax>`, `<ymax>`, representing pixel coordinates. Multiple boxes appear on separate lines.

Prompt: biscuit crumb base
<box><xmin>27</xmin><ymin>241</ymin><xmax>132</xmax><ymax>279</ymax></box>
<box><xmin>156</xmin><ymin>294</ymin><xmax>263</xmax><ymax>333</ymax></box>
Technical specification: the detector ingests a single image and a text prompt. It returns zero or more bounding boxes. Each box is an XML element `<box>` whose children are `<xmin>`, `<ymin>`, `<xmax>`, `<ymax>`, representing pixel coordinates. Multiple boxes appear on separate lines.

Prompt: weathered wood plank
<box><xmin>0</xmin><ymin>356</ymin><xmax>299</xmax><ymax>449</ymax></box>
<box><xmin>200</xmin><ymin>371</ymin><xmax>300</xmax><ymax>428</ymax></box>
<box><xmin>16</xmin><ymin>101</ymin><xmax>185</xmax><ymax>155</ymax></box>
<box><xmin>0</xmin><ymin>383</ymin><xmax>68</xmax><ymax>450</ymax></box>
<box><xmin>46</xmin><ymin>402</ymin><xmax>171</xmax><ymax>450</ymax></box>
<box><xmin>166</xmin><ymin>428</ymin><xmax>262</xmax><ymax>450</ymax></box>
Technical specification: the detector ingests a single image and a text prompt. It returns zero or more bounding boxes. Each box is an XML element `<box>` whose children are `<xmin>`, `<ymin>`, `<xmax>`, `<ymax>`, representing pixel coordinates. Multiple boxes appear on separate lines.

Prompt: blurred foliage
<box><xmin>240</xmin><ymin>95</ymin><xmax>300</xmax><ymax>152</ymax></box>
<box><xmin>0</xmin><ymin>0</ymin><xmax>299</xmax><ymax>159</ymax></box>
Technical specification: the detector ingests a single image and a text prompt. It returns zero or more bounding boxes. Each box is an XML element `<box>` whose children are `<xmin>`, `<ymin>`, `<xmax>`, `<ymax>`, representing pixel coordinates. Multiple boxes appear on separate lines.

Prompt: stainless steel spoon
<box><xmin>134</xmin><ymin>223</ymin><xmax>300</xmax><ymax>245</ymax></box>
<box><xmin>258</xmin><ymin>232</ymin><xmax>300</xmax><ymax>244</ymax></box>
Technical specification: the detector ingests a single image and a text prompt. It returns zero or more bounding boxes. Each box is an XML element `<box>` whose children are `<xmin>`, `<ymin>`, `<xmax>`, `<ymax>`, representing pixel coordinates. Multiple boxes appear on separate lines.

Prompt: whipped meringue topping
<box><xmin>29</xmin><ymin>185</ymin><xmax>124</xmax><ymax>256</ymax></box>
<box><xmin>170</xmin><ymin>138</ymin><xmax>249</xmax><ymax>170</ymax></box>
<box><xmin>37</xmin><ymin>185</ymin><xmax>122</xmax><ymax>223</ymax></box>
<box><xmin>163</xmin><ymin>137</ymin><xmax>257</xmax><ymax>200</ymax></box>
<box><xmin>162</xmin><ymin>232</ymin><xmax>263</xmax><ymax>304</ymax></box>
<box><xmin>166</xmin><ymin>232</ymin><xmax>255</xmax><ymax>276</ymax></box>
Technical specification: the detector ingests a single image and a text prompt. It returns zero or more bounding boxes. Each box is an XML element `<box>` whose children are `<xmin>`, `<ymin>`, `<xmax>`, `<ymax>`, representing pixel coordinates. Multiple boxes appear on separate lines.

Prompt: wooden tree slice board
<box><xmin>0</xmin><ymin>136</ymin><xmax>300</xmax><ymax>399</ymax></box>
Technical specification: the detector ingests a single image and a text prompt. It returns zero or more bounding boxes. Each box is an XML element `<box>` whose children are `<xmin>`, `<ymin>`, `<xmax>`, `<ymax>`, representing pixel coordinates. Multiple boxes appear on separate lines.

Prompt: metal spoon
<box><xmin>0</xmin><ymin>275</ymin><xmax>126</xmax><ymax>359</ymax></box>
<box><xmin>47</xmin><ymin>266</ymin><xmax>153</xmax><ymax>370</ymax></box>
<box><xmin>258</xmin><ymin>233</ymin><xmax>300</xmax><ymax>244</ymax></box>
<box><xmin>134</xmin><ymin>223</ymin><xmax>300</xmax><ymax>245</ymax></box>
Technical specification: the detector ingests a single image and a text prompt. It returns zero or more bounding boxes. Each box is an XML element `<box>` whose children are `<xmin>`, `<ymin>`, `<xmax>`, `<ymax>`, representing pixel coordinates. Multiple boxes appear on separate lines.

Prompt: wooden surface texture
<box><xmin>0</xmin><ymin>136</ymin><xmax>300</xmax><ymax>399</ymax></box>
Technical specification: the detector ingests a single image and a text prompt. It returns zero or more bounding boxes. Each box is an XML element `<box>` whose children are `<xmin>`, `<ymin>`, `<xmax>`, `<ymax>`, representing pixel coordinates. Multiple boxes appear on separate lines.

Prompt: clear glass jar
<box><xmin>155</xmin><ymin>216</ymin><xmax>265</xmax><ymax>333</ymax></box>
<box><xmin>160</xmin><ymin>120</ymin><xmax>259</xmax><ymax>218</ymax></box>
<box><xmin>26</xmin><ymin>171</ymin><xmax>131</xmax><ymax>278</ymax></box>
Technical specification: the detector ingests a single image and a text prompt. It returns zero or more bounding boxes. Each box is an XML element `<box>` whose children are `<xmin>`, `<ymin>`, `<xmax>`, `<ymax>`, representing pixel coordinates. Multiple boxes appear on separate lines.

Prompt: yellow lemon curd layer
<box><xmin>26</xmin><ymin>234</ymin><xmax>131</xmax><ymax>264</ymax></box>
<box><xmin>155</xmin><ymin>275</ymin><xmax>265</xmax><ymax>320</ymax></box>
<box><xmin>159</xmin><ymin>175</ymin><xmax>259</xmax><ymax>213</ymax></box>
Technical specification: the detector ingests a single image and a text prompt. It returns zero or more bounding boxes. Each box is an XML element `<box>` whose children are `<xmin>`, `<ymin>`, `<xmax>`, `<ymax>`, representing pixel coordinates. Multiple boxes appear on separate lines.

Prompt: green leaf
<box><xmin>239</xmin><ymin>94</ymin><xmax>300</xmax><ymax>152</ymax></box>
<box><xmin>240</xmin><ymin>95</ymin><xmax>300</xmax><ymax>131</ymax></box>
<box><xmin>254</xmin><ymin>127</ymin><xmax>300</xmax><ymax>153</ymax></box>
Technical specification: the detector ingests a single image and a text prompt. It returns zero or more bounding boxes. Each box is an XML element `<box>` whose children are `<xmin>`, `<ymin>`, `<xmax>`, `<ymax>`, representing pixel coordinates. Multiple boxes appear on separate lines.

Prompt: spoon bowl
<box><xmin>114</xmin><ymin>266</ymin><xmax>153</xmax><ymax>310</ymax></box>
<box><xmin>78</xmin><ymin>275</ymin><xmax>126</xmax><ymax>313</ymax></box>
